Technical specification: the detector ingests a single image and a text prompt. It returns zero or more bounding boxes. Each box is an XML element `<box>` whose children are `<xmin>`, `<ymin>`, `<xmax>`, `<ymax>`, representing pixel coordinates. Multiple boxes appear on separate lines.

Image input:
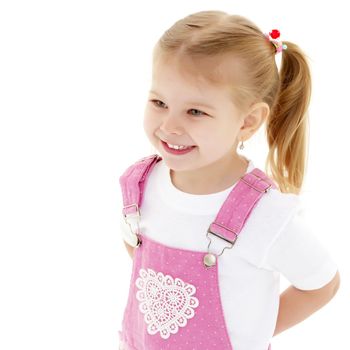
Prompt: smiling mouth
<box><xmin>161</xmin><ymin>140</ymin><xmax>196</xmax><ymax>155</ymax></box>
<box><xmin>164</xmin><ymin>141</ymin><xmax>194</xmax><ymax>149</ymax></box>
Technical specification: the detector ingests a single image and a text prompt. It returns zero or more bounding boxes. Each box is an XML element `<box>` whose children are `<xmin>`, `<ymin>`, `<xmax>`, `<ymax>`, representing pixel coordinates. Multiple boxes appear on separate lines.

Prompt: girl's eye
<box><xmin>189</xmin><ymin>109</ymin><xmax>206</xmax><ymax>116</ymax></box>
<box><xmin>150</xmin><ymin>100</ymin><xmax>207</xmax><ymax>117</ymax></box>
<box><xmin>151</xmin><ymin>99</ymin><xmax>167</xmax><ymax>108</ymax></box>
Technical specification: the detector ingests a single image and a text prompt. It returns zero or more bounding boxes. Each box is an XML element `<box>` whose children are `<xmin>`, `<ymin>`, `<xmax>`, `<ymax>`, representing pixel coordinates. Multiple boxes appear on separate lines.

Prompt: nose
<box><xmin>159</xmin><ymin>112</ymin><xmax>184</xmax><ymax>135</ymax></box>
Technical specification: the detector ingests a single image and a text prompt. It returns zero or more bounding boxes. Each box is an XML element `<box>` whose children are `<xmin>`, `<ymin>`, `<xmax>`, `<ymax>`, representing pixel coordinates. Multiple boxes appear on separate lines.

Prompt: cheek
<box><xmin>143</xmin><ymin>111</ymin><xmax>158</xmax><ymax>137</ymax></box>
<box><xmin>143</xmin><ymin>117</ymin><xmax>151</xmax><ymax>137</ymax></box>
<box><xmin>199</xmin><ymin>123</ymin><xmax>239</xmax><ymax>149</ymax></box>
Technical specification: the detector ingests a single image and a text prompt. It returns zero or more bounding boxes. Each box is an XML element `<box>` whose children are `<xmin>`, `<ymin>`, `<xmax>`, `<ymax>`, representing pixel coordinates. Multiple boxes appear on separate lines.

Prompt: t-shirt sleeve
<box><xmin>260</xmin><ymin>207</ymin><xmax>338</xmax><ymax>290</ymax></box>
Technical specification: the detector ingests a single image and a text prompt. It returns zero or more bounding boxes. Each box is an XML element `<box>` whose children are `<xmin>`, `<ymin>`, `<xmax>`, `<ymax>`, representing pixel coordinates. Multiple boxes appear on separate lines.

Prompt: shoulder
<box><xmin>263</xmin><ymin>186</ymin><xmax>300</xmax><ymax>209</ymax></box>
<box><xmin>119</xmin><ymin>154</ymin><xmax>160</xmax><ymax>179</ymax></box>
<box><xmin>234</xmin><ymin>185</ymin><xmax>302</xmax><ymax>266</ymax></box>
<box><xmin>249</xmin><ymin>186</ymin><xmax>301</xmax><ymax>233</ymax></box>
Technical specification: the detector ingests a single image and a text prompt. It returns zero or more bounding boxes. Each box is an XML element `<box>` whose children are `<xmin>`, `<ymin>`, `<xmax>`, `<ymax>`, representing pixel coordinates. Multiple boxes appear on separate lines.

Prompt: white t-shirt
<box><xmin>119</xmin><ymin>157</ymin><xmax>338</xmax><ymax>350</ymax></box>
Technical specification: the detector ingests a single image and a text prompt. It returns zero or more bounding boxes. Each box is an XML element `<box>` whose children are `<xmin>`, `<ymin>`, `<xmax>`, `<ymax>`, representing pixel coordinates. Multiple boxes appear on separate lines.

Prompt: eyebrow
<box><xmin>149</xmin><ymin>90</ymin><xmax>216</xmax><ymax>110</ymax></box>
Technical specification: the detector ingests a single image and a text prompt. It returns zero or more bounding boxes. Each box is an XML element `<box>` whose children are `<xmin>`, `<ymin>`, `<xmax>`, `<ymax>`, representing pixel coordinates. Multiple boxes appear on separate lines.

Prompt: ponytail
<box><xmin>265</xmin><ymin>42</ymin><xmax>312</xmax><ymax>194</ymax></box>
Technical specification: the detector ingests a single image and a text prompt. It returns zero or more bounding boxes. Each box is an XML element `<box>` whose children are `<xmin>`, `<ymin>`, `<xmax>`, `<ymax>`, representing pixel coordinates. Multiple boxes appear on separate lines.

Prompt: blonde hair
<box><xmin>153</xmin><ymin>10</ymin><xmax>312</xmax><ymax>194</ymax></box>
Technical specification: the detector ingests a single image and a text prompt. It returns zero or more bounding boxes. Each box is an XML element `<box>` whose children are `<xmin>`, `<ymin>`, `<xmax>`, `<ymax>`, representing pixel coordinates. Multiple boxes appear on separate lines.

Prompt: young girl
<box><xmin>118</xmin><ymin>10</ymin><xmax>340</xmax><ymax>350</ymax></box>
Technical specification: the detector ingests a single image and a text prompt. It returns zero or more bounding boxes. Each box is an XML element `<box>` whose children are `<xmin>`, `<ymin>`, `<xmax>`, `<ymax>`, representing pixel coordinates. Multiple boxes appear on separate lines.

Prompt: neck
<box><xmin>170</xmin><ymin>154</ymin><xmax>249</xmax><ymax>195</ymax></box>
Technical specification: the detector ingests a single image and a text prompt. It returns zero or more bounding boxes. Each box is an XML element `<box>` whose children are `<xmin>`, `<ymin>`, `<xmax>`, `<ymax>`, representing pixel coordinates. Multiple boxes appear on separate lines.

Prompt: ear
<box><xmin>239</xmin><ymin>102</ymin><xmax>270</xmax><ymax>141</ymax></box>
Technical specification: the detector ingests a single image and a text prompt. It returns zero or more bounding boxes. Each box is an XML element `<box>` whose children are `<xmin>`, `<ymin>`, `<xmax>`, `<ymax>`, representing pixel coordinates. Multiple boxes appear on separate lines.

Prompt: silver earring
<box><xmin>239</xmin><ymin>140</ymin><xmax>244</xmax><ymax>150</ymax></box>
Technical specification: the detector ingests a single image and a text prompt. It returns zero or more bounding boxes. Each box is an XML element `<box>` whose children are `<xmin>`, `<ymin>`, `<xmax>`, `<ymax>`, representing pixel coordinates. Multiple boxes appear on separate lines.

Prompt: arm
<box><xmin>273</xmin><ymin>270</ymin><xmax>341</xmax><ymax>336</ymax></box>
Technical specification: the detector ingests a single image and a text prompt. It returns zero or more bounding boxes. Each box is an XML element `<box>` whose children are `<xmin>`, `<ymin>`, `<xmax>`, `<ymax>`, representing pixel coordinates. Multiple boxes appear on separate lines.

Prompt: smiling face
<box><xmin>143</xmin><ymin>54</ymin><xmax>260</xmax><ymax>192</ymax></box>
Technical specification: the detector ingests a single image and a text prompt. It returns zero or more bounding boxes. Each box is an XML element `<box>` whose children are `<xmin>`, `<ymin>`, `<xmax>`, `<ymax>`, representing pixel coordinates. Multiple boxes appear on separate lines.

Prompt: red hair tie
<box><xmin>264</xmin><ymin>29</ymin><xmax>287</xmax><ymax>54</ymax></box>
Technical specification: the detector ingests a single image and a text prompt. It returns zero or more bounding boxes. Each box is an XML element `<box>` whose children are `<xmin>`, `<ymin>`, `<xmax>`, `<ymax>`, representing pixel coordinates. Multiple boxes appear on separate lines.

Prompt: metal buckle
<box><xmin>204</xmin><ymin>224</ymin><xmax>238</xmax><ymax>268</ymax></box>
<box><xmin>123</xmin><ymin>204</ymin><xmax>142</xmax><ymax>247</ymax></box>
<box><xmin>206</xmin><ymin>227</ymin><xmax>237</xmax><ymax>255</ymax></box>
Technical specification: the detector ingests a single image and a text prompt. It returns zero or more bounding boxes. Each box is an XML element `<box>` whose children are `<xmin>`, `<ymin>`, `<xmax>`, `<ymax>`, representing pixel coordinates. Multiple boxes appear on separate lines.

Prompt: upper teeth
<box><xmin>167</xmin><ymin>143</ymin><xmax>190</xmax><ymax>150</ymax></box>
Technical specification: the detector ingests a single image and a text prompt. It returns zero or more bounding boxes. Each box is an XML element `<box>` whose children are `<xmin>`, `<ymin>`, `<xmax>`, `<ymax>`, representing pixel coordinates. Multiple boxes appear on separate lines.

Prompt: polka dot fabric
<box><xmin>119</xmin><ymin>235</ymin><xmax>233</xmax><ymax>349</ymax></box>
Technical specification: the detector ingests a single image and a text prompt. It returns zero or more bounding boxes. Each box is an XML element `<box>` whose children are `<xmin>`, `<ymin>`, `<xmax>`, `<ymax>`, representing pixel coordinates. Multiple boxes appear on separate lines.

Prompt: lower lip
<box><xmin>161</xmin><ymin>141</ymin><xmax>196</xmax><ymax>155</ymax></box>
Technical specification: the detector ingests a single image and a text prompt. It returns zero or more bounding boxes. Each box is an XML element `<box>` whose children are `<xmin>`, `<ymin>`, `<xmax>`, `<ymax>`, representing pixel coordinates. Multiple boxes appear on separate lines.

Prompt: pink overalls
<box><xmin>118</xmin><ymin>154</ymin><xmax>276</xmax><ymax>350</ymax></box>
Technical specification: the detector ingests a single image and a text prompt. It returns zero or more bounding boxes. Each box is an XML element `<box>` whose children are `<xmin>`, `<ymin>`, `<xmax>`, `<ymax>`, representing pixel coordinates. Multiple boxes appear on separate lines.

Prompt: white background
<box><xmin>0</xmin><ymin>0</ymin><xmax>349</xmax><ymax>349</ymax></box>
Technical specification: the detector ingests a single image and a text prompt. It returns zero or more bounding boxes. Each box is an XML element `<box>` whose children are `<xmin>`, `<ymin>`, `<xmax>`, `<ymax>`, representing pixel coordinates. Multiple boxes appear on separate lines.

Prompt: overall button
<box><xmin>203</xmin><ymin>253</ymin><xmax>216</xmax><ymax>267</ymax></box>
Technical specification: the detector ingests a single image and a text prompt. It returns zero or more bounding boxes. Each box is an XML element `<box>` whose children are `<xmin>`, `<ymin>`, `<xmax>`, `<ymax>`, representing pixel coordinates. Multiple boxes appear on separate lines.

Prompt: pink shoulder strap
<box><xmin>119</xmin><ymin>154</ymin><xmax>277</xmax><ymax>244</ymax></box>
<box><xmin>119</xmin><ymin>154</ymin><xmax>162</xmax><ymax>218</ymax></box>
<box><xmin>208</xmin><ymin>168</ymin><xmax>277</xmax><ymax>245</ymax></box>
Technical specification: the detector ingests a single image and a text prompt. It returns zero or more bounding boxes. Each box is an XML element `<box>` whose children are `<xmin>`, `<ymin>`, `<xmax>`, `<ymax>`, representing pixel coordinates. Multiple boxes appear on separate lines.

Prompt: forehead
<box><xmin>151</xmin><ymin>53</ymin><xmax>246</xmax><ymax>106</ymax></box>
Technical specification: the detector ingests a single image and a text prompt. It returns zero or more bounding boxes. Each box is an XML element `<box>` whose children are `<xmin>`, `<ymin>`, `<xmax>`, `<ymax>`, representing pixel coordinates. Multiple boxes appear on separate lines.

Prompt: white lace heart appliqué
<box><xmin>135</xmin><ymin>268</ymin><xmax>199</xmax><ymax>339</ymax></box>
